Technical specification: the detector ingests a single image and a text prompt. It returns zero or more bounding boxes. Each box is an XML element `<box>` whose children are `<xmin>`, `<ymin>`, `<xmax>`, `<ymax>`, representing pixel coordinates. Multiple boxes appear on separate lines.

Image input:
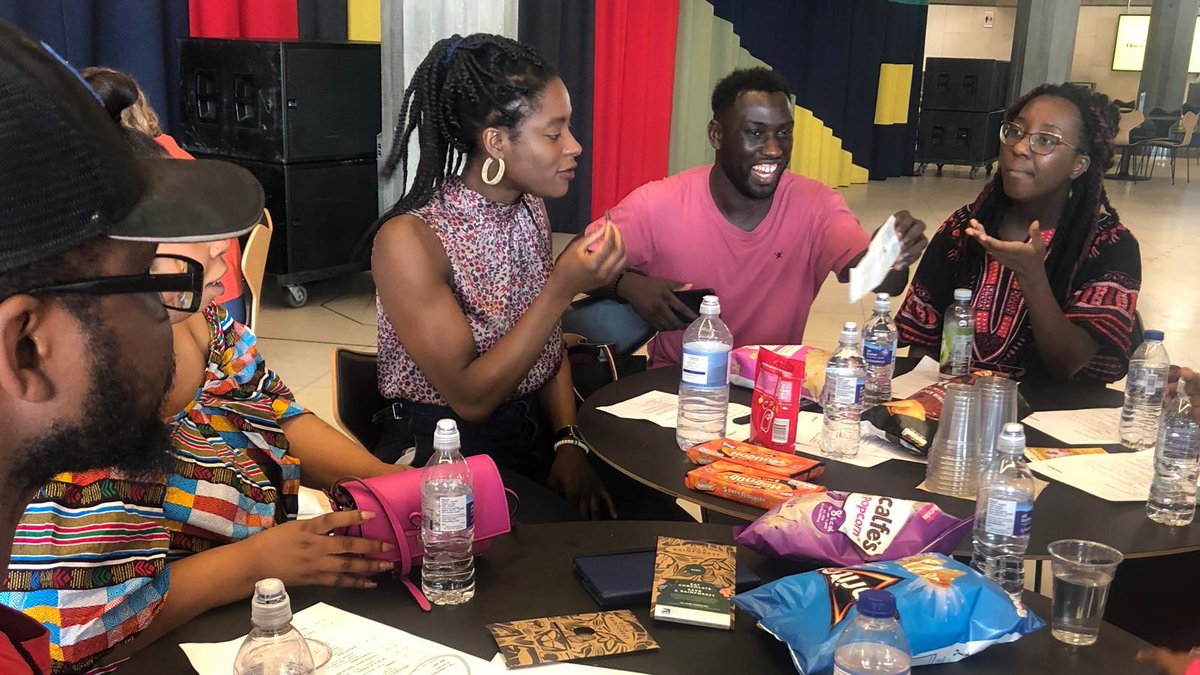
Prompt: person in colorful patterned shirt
<box><xmin>898</xmin><ymin>83</ymin><xmax>1142</xmax><ymax>383</ymax></box>
<box><xmin>2</xmin><ymin>148</ymin><xmax>404</xmax><ymax>671</ymax></box>
<box><xmin>0</xmin><ymin>21</ymin><xmax>266</xmax><ymax>675</ymax></box>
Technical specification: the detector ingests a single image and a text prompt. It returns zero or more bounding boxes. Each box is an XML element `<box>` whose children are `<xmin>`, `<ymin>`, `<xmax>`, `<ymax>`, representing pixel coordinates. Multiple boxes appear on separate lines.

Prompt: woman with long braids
<box><xmin>898</xmin><ymin>83</ymin><xmax>1141</xmax><ymax>383</ymax></box>
<box><xmin>370</xmin><ymin>34</ymin><xmax>627</xmax><ymax>519</ymax></box>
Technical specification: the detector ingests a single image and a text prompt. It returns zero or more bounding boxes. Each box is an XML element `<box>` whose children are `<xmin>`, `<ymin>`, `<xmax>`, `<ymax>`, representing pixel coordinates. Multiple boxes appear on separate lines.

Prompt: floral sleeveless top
<box><xmin>376</xmin><ymin>177</ymin><xmax>564</xmax><ymax>404</ymax></box>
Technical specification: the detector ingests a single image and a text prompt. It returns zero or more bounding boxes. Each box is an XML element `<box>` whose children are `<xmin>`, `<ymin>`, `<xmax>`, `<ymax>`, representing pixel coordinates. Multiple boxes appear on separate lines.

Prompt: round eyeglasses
<box><xmin>999</xmin><ymin>121</ymin><xmax>1083</xmax><ymax>156</ymax></box>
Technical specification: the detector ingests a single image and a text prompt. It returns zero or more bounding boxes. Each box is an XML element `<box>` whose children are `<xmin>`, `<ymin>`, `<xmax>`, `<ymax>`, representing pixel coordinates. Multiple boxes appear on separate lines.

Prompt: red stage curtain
<box><xmin>189</xmin><ymin>0</ymin><xmax>298</xmax><ymax>38</ymax></box>
<box><xmin>590</xmin><ymin>0</ymin><xmax>680</xmax><ymax>219</ymax></box>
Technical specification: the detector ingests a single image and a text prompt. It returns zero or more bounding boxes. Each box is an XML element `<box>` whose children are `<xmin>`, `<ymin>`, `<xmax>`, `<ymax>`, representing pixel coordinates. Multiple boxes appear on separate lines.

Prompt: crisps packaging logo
<box><xmin>818</xmin><ymin>567</ymin><xmax>902</xmax><ymax>627</ymax></box>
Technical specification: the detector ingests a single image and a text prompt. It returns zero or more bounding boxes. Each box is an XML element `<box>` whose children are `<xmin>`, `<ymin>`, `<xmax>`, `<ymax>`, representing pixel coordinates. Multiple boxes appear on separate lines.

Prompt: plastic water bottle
<box><xmin>822</xmin><ymin>322</ymin><xmax>867</xmax><ymax>459</ymax></box>
<box><xmin>939</xmin><ymin>288</ymin><xmax>975</xmax><ymax>380</ymax></box>
<box><xmin>421</xmin><ymin>419</ymin><xmax>475</xmax><ymax>605</ymax></box>
<box><xmin>1119</xmin><ymin>330</ymin><xmax>1171</xmax><ymax>451</ymax></box>
<box><xmin>233</xmin><ymin>579</ymin><xmax>315</xmax><ymax>675</ymax></box>
<box><xmin>833</xmin><ymin>589</ymin><xmax>911</xmax><ymax>675</ymax></box>
<box><xmin>862</xmin><ymin>293</ymin><xmax>897</xmax><ymax>408</ymax></box>
<box><xmin>971</xmin><ymin>423</ymin><xmax>1035</xmax><ymax>596</ymax></box>
<box><xmin>1147</xmin><ymin>374</ymin><xmax>1200</xmax><ymax>526</ymax></box>
<box><xmin>676</xmin><ymin>295</ymin><xmax>734</xmax><ymax>450</ymax></box>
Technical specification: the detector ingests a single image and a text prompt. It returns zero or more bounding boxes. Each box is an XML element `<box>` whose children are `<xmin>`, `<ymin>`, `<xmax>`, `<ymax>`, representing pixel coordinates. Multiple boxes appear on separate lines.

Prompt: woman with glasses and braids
<box><xmin>369</xmin><ymin>34</ymin><xmax>627</xmax><ymax>519</ymax></box>
<box><xmin>898</xmin><ymin>83</ymin><xmax>1141</xmax><ymax>383</ymax></box>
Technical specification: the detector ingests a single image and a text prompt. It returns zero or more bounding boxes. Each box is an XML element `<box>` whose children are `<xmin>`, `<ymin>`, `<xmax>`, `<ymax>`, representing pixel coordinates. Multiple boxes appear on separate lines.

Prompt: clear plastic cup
<box><xmin>924</xmin><ymin>383</ymin><xmax>981</xmax><ymax>497</ymax></box>
<box><xmin>1048</xmin><ymin>540</ymin><xmax>1124</xmax><ymax>646</ymax></box>
<box><xmin>977</xmin><ymin>377</ymin><xmax>1019</xmax><ymax>471</ymax></box>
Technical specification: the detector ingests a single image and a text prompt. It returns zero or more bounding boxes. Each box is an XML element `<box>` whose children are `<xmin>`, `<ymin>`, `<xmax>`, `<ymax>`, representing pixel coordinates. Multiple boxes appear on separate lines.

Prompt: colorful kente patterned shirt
<box><xmin>2</xmin><ymin>305</ymin><xmax>306</xmax><ymax>673</ymax></box>
<box><xmin>897</xmin><ymin>205</ymin><xmax>1141</xmax><ymax>383</ymax></box>
<box><xmin>376</xmin><ymin>175</ymin><xmax>564</xmax><ymax>404</ymax></box>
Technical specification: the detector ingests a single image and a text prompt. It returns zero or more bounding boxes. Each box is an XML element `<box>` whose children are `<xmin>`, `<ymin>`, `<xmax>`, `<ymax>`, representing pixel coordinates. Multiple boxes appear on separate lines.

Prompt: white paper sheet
<box><xmin>489</xmin><ymin>653</ymin><xmax>644</xmax><ymax>673</ymax></box>
<box><xmin>849</xmin><ymin>215</ymin><xmax>902</xmax><ymax>303</ymax></box>
<box><xmin>596</xmin><ymin>391</ymin><xmax>750</xmax><ymax>431</ymax></box>
<box><xmin>1023</xmin><ymin>408</ymin><xmax>1122</xmax><ymax>445</ymax></box>
<box><xmin>791</xmin><ymin>412</ymin><xmax>926</xmax><ymax>468</ymax></box>
<box><xmin>1028</xmin><ymin>450</ymin><xmax>1154</xmax><ymax>502</ymax></box>
<box><xmin>181</xmin><ymin>603</ymin><xmax>499</xmax><ymax>675</ymax></box>
<box><xmin>890</xmin><ymin>356</ymin><xmax>941</xmax><ymax>399</ymax></box>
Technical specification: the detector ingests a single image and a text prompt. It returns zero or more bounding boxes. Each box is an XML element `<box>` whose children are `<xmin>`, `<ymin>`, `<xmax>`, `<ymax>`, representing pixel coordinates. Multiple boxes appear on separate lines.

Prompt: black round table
<box><xmin>578</xmin><ymin>361</ymin><xmax>1200</xmax><ymax>560</ymax></box>
<box><xmin>124</xmin><ymin>521</ymin><xmax>1154</xmax><ymax>675</ymax></box>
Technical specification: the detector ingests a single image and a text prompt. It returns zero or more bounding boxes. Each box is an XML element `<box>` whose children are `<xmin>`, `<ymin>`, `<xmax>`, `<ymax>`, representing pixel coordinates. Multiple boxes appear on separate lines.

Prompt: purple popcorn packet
<box><xmin>734</xmin><ymin>491</ymin><xmax>974</xmax><ymax>566</ymax></box>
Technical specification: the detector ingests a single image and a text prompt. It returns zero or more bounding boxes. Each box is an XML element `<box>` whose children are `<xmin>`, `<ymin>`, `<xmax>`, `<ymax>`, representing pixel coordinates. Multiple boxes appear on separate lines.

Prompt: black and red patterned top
<box><xmin>376</xmin><ymin>176</ymin><xmax>564</xmax><ymax>404</ymax></box>
<box><xmin>897</xmin><ymin>204</ymin><xmax>1141</xmax><ymax>383</ymax></box>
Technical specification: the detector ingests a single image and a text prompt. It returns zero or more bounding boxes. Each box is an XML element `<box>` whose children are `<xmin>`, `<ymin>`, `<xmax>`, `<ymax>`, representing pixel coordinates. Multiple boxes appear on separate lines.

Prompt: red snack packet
<box><xmin>684</xmin><ymin>460</ymin><xmax>826</xmax><ymax>510</ymax></box>
<box><xmin>750</xmin><ymin>349</ymin><xmax>805</xmax><ymax>452</ymax></box>
<box><xmin>686</xmin><ymin>439</ymin><xmax>825</xmax><ymax>481</ymax></box>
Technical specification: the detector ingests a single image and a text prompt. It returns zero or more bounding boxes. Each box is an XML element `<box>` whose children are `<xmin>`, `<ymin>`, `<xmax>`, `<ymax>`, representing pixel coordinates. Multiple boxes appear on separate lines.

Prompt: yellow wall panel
<box><xmin>874</xmin><ymin>63</ymin><xmax>913</xmax><ymax>125</ymax></box>
<box><xmin>348</xmin><ymin>0</ymin><xmax>381</xmax><ymax>42</ymax></box>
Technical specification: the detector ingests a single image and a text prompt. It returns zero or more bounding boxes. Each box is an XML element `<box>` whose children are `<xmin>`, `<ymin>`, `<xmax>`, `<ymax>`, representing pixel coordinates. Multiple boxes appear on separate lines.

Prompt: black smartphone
<box><xmin>674</xmin><ymin>287</ymin><xmax>716</xmax><ymax>319</ymax></box>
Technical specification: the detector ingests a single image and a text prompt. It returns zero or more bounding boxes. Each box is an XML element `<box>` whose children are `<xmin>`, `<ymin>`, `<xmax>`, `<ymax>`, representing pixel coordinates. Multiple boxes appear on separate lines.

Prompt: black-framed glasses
<box><xmin>999</xmin><ymin>121</ymin><xmax>1083</xmax><ymax>156</ymax></box>
<box><xmin>24</xmin><ymin>254</ymin><xmax>206</xmax><ymax>312</ymax></box>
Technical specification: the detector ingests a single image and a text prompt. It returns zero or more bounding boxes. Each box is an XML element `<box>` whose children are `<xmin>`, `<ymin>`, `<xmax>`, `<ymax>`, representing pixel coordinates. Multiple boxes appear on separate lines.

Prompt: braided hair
<box><xmin>964</xmin><ymin>83</ymin><xmax>1120</xmax><ymax>305</ymax></box>
<box><xmin>377</xmin><ymin>34</ymin><xmax>557</xmax><ymax>225</ymax></box>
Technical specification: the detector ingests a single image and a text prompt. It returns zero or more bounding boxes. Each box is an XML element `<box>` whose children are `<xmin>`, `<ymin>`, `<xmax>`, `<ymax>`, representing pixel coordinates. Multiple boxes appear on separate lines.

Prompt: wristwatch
<box><xmin>554</xmin><ymin>424</ymin><xmax>591</xmax><ymax>455</ymax></box>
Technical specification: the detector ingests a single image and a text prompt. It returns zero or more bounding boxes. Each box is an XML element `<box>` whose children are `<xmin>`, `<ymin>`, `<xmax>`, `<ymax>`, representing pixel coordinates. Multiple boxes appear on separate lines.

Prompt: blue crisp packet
<box><xmin>733</xmin><ymin>554</ymin><xmax>1044</xmax><ymax>674</ymax></box>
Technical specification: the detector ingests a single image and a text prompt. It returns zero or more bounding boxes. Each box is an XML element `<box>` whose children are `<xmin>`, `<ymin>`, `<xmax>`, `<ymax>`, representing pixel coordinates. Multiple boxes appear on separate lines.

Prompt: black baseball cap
<box><xmin>0</xmin><ymin>20</ymin><xmax>264</xmax><ymax>274</ymax></box>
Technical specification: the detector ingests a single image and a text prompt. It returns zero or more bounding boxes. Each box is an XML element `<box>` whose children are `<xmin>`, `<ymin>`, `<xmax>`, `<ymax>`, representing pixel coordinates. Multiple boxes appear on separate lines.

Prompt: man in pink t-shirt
<box><xmin>596</xmin><ymin>68</ymin><xmax>929</xmax><ymax>367</ymax></box>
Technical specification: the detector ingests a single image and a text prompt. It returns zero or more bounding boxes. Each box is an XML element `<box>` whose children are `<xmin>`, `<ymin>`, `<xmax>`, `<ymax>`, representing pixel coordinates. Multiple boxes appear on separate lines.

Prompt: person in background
<box><xmin>0</xmin><ymin>22</ymin><xmax>264</xmax><ymax>674</ymax></box>
<box><xmin>82</xmin><ymin>66</ymin><xmax>249</xmax><ymax>324</ymax></box>
<box><xmin>595</xmin><ymin>67</ymin><xmax>928</xmax><ymax>368</ymax></box>
<box><xmin>2</xmin><ymin>134</ymin><xmax>406</xmax><ymax>673</ymax></box>
<box><xmin>898</xmin><ymin>83</ymin><xmax>1141</xmax><ymax>383</ymax></box>
<box><xmin>369</xmin><ymin>34</ymin><xmax>629</xmax><ymax>519</ymax></box>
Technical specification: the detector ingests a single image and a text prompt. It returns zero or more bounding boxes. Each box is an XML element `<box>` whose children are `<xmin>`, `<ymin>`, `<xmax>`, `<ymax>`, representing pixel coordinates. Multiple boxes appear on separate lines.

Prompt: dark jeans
<box><xmin>374</xmin><ymin>396</ymin><xmax>690</xmax><ymax>523</ymax></box>
<box><xmin>375</xmin><ymin>396</ymin><xmax>578</xmax><ymax>524</ymax></box>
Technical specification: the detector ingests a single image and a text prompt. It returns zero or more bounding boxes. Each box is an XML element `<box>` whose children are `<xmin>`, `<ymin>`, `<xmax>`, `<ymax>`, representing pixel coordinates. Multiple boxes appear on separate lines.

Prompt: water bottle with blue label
<box><xmin>822</xmin><ymin>322</ymin><xmax>867</xmax><ymax>459</ymax></box>
<box><xmin>862</xmin><ymin>293</ymin><xmax>897</xmax><ymax>408</ymax></box>
<box><xmin>676</xmin><ymin>295</ymin><xmax>734</xmax><ymax>450</ymax></box>
<box><xmin>1119</xmin><ymin>330</ymin><xmax>1171</xmax><ymax>451</ymax></box>
<box><xmin>421</xmin><ymin>419</ymin><xmax>475</xmax><ymax>605</ymax></box>
<box><xmin>971</xmin><ymin>423</ymin><xmax>1034</xmax><ymax>596</ymax></box>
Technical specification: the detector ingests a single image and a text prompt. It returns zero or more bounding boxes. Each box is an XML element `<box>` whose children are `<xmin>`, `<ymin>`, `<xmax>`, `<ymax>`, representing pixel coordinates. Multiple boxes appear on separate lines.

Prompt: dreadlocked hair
<box><xmin>375</xmin><ymin>34</ymin><xmax>556</xmax><ymax>225</ymax></box>
<box><xmin>964</xmin><ymin>83</ymin><xmax>1120</xmax><ymax>305</ymax></box>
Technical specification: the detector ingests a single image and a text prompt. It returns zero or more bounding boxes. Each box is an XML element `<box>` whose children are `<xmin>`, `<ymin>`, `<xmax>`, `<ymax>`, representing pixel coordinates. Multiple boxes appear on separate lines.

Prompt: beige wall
<box><xmin>925</xmin><ymin>5</ymin><xmax>1017</xmax><ymax>62</ymax></box>
<box><xmin>1071</xmin><ymin>6</ymin><xmax>1150</xmax><ymax>103</ymax></box>
<box><xmin>924</xmin><ymin>4</ymin><xmax>1162</xmax><ymax>104</ymax></box>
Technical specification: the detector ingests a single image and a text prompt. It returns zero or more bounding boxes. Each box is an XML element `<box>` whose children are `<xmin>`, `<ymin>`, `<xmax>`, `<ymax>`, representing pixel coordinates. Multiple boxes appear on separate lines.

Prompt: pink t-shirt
<box><xmin>604</xmin><ymin>165</ymin><xmax>870</xmax><ymax>367</ymax></box>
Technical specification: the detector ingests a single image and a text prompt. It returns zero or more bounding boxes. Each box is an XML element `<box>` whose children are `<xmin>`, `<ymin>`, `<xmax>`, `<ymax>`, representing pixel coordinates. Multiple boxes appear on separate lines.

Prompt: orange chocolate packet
<box><xmin>685</xmin><ymin>460</ymin><xmax>825</xmax><ymax>510</ymax></box>
<box><xmin>686</xmin><ymin>438</ymin><xmax>825</xmax><ymax>481</ymax></box>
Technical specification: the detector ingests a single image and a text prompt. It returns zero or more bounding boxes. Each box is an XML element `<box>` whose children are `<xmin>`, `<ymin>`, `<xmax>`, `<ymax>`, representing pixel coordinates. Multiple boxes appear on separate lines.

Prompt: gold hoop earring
<box><xmin>482</xmin><ymin>157</ymin><xmax>506</xmax><ymax>185</ymax></box>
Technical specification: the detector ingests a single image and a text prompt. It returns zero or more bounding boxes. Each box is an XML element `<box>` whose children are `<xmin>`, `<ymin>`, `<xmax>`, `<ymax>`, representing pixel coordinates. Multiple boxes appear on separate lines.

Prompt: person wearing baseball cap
<box><xmin>0</xmin><ymin>21</ymin><xmax>263</xmax><ymax>674</ymax></box>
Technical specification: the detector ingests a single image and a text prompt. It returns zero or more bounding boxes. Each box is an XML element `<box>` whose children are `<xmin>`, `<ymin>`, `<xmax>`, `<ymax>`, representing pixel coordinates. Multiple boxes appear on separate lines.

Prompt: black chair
<box><xmin>330</xmin><ymin>347</ymin><xmax>386</xmax><ymax>450</ymax></box>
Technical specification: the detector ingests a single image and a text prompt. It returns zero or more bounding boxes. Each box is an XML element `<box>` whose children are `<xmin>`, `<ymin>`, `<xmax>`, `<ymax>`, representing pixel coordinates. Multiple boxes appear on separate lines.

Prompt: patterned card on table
<box><xmin>650</xmin><ymin>536</ymin><xmax>737</xmax><ymax>630</ymax></box>
<box><xmin>487</xmin><ymin>609</ymin><xmax>659</xmax><ymax>668</ymax></box>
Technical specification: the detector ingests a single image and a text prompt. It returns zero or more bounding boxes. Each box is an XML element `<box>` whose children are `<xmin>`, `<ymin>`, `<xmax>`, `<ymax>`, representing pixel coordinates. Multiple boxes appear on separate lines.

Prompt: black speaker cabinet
<box><xmin>917</xmin><ymin>109</ymin><xmax>1003</xmax><ymax>165</ymax></box>
<box><xmin>180</xmin><ymin>39</ymin><xmax>381</xmax><ymax>163</ymax></box>
<box><xmin>195</xmin><ymin>155</ymin><xmax>376</xmax><ymax>289</ymax></box>
<box><xmin>923</xmin><ymin>58</ymin><xmax>1010</xmax><ymax>112</ymax></box>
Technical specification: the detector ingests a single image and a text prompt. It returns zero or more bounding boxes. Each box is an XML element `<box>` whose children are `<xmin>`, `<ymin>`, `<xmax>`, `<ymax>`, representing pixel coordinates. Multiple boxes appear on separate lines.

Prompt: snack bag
<box><xmin>686</xmin><ymin>439</ymin><xmax>825</xmax><ymax>481</ymax></box>
<box><xmin>684</xmin><ymin>460</ymin><xmax>825</xmax><ymax>510</ymax></box>
<box><xmin>734</xmin><ymin>491</ymin><xmax>973</xmax><ymax>566</ymax></box>
<box><xmin>750</xmin><ymin>349</ymin><xmax>804</xmax><ymax>451</ymax></box>
<box><xmin>862</xmin><ymin>371</ymin><xmax>1030</xmax><ymax>456</ymax></box>
<box><xmin>730</xmin><ymin>345</ymin><xmax>830</xmax><ymax>402</ymax></box>
<box><xmin>733</xmin><ymin>554</ymin><xmax>1044</xmax><ymax>674</ymax></box>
